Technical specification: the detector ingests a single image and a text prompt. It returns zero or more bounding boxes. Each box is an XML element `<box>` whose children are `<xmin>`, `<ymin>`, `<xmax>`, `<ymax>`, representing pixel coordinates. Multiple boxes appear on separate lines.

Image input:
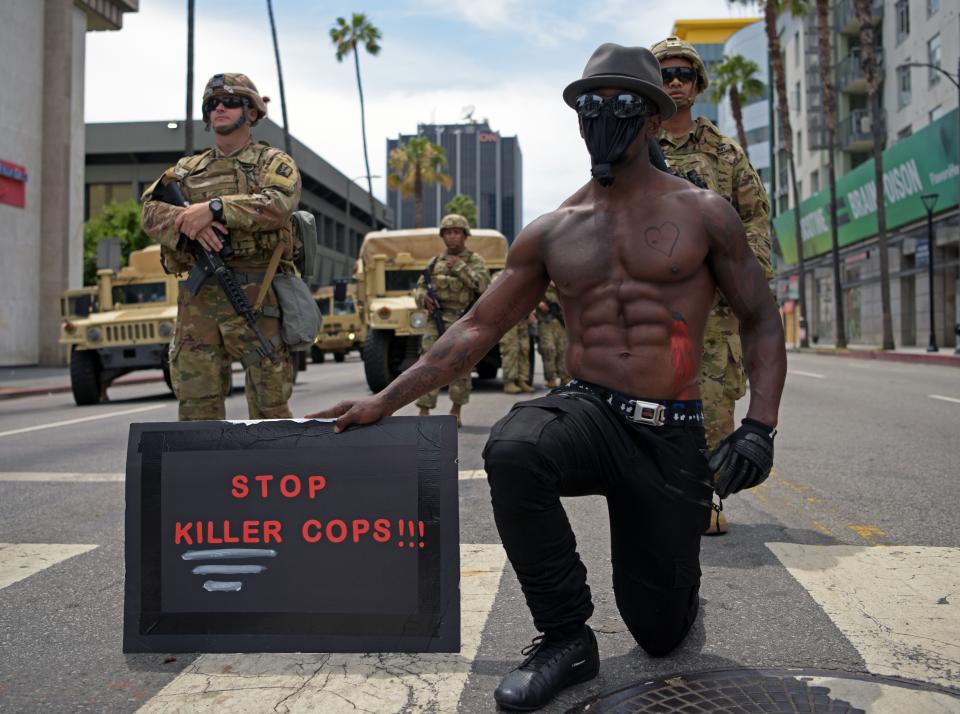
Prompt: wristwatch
<box><xmin>208</xmin><ymin>198</ymin><xmax>224</xmax><ymax>223</ymax></box>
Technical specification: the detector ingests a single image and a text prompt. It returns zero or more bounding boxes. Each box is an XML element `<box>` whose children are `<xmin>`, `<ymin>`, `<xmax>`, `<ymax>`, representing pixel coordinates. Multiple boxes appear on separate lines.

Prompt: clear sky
<box><xmin>86</xmin><ymin>0</ymin><xmax>760</xmax><ymax>225</ymax></box>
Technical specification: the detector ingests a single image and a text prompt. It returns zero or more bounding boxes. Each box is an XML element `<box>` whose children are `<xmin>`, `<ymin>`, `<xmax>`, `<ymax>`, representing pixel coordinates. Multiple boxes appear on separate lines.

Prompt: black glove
<box><xmin>708</xmin><ymin>418</ymin><xmax>776</xmax><ymax>498</ymax></box>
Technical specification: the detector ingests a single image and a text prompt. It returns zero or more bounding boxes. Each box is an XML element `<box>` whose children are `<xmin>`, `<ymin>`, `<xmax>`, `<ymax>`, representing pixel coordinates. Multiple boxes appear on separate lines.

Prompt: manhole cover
<box><xmin>567</xmin><ymin>668</ymin><xmax>960</xmax><ymax>713</ymax></box>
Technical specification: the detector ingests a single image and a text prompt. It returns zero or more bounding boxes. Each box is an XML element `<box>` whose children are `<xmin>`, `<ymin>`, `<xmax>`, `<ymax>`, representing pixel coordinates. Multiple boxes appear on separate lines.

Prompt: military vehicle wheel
<box><xmin>363</xmin><ymin>329</ymin><xmax>402</xmax><ymax>392</ymax></box>
<box><xmin>334</xmin><ymin>352</ymin><xmax>346</xmax><ymax>363</ymax></box>
<box><xmin>311</xmin><ymin>346</ymin><xmax>325</xmax><ymax>364</ymax></box>
<box><xmin>70</xmin><ymin>349</ymin><xmax>102</xmax><ymax>406</ymax></box>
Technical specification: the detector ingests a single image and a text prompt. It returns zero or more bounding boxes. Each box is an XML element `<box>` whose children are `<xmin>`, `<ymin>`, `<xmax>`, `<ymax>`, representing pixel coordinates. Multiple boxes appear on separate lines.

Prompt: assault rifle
<box><xmin>546</xmin><ymin>300</ymin><xmax>565</xmax><ymax>327</ymax></box>
<box><xmin>421</xmin><ymin>257</ymin><xmax>446</xmax><ymax>336</ymax></box>
<box><xmin>150</xmin><ymin>181</ymin><xmax>280</xmax><ymax>364</ymax></box>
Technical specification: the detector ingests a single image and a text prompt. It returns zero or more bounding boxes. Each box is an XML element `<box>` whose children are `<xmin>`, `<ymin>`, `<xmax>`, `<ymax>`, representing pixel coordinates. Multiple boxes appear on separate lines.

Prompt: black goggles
<box><xmin>575</xmin><ymin>93</ymin><xmax>654</xmax><ymax>119</ymax></box>
<box><xmin>204</xmin><ymin>96</ymin><xmax>248</xmax><ymax>113</ymax></box>
<box><xmin>661</xmin><ymin>67</ymin><xmax>698</xmax><ymax>85</ymax></box>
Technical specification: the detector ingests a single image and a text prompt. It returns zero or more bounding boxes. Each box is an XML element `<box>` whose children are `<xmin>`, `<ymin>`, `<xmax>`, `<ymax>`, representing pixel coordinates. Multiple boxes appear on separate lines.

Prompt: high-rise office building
<box><xmin>386</xmin><ymin>121</ymin><xmax>523</xmax><ymax>242</ymax></box>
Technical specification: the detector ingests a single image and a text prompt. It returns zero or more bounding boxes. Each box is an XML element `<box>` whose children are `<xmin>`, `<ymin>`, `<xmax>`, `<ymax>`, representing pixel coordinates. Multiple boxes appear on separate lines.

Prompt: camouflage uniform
<box><xmin>414</xmin><ymin>247</ymin><xmax>490</xmax><ymax>410</ymax></box>
<box><xmin>658</xmin><ymin>117</ymin><xmax>772</xmax><ymax>450</ymax></box>
<box><xmin>141</xmin><ymin>73</ymin><xmax>301</xmax><ymax>421</ymax></box>
<box><xmin>500</xmin><ymin>318</ymin><xmax>533</xmax><ymax>392</ymax></box>
<box><xmin>537</xmin><ymin>283</ymin><xmax>569</xmax><ymax>388</ymax></box>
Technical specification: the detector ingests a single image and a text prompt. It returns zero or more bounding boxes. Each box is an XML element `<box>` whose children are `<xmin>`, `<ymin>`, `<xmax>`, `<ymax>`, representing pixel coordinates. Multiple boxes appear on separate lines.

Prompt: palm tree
<box><xmin>445</xmin><ymin>194</ymin><xmax>478</xmax><ymax>228</ymax></box>
<box><xmin>331</xmin><ymin>14</ymin><xmax>382</xmax><ymax>229</ymax></box>
<box><xmin>856</xmin><ymin>0</ymin><xmax>894</xmax><ymax>349</ymax></box>
<box><xmin>388</xmin><ymin>137</ymin><xmax>452</xmax><ymax>228</ymax></box>
<box><xmin>737</xmin><ymin>0</ymin><xmax>811</xmax><ymax>346</ymax></box>
<box><xmin>266</xmin><ymin>0</ymin><xmax>292</xmax><ymax>156</ymax></box>
<box><xmin>815</xmin><ymin>0</ymin><xmax>846</xmax><ymax>347</ymax></box>
<box><xmin>709</xmin><ymin>54</ymin><xmax>766</xmax><ymax>150</ymax></box>
<box><xmin>185</xmin><ymin>0</ymin><xmax>195</xmax><ymax>155</ymax></box>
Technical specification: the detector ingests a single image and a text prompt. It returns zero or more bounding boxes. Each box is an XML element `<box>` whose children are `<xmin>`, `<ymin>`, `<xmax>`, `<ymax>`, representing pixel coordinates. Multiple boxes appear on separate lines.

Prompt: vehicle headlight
<box><xmin>410</xmin><ymin>311</ymin><xmax>427</xmax><ymax>329</ymax></box>
<box><xmin>86</xmin><ymin>327</ymin><xmax>102</xmax><ymax>342</ymax></box>
<box><xmin>158</xmin><ymin>321</ymin><xmax>174</xmax><ymax>338</ymax></box>
<box><xmin>348</xmin><ymin>332</ymin><xmax>356</xmax><ymax>341</ymax></box>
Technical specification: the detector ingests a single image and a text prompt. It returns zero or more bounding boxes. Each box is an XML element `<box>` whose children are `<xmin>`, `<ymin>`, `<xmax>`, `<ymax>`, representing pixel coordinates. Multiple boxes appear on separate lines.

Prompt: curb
<box><xmin>0</xmin><ymin>374</ymin><xmax>167</xmax><ymax>402</ymax></box>
<box><xmin>799</xmin><ymin>348</ymin><xmax>960</xmax><ymax>367</ymax></box>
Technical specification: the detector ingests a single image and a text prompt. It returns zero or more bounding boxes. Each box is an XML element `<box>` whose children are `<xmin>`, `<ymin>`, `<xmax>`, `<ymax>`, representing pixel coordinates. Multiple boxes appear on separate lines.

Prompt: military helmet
<box><xmin>439</xmin><ymin>213</ymin><xmax>471</xmax><ymax>236</ymax></box>
<box><xmin>650</xmin><ymin>36</ymin><xmax>709</xmax><ymax>92</ymax></box>
<box><xmin>202</xmin><ymin>73</ymin><xmax>268</xmax><ymax>124</ymax></box>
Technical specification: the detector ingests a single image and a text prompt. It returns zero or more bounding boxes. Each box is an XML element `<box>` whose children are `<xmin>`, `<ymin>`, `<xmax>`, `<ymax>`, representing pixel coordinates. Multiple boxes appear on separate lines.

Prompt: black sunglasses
<box><xmin>575</xmin><ymin>93</ymin><xmax>654</xmax><ymax>119</ymax></box>
<box><xmin>204</xmin><ymin>96</ymin><xmax>248</xmax><ymax>113</ymax></box>
<box><xmin>661</xmin><ymin>67</ymin><xmax>698</xmax><ymax>85</ymax></box>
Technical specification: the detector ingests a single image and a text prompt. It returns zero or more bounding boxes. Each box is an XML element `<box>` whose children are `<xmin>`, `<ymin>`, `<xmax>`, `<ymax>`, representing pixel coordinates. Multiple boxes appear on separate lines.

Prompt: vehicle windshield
<box><xmin>315</xmin><ymin>298</ymin><xmax>331</xmax><ymax>316</ymax></box>
<box><xmin>385</xmin><ymin>270</ymin><xmax>422</xmax><ymax>292</ymax></box>
<box><xmin>333</xmin><ymin>297</ymin><xmax>356</xmax><ymax>316</ymax></box>
<box><xmin>62</xmin><ymin>293</ymin><xmax>97</xmax><ymax>317</ymax></box>
<box><xmin>112</xmin><ymin>282</ymin><xmax>166</xmax><ymax>305</ymax></box>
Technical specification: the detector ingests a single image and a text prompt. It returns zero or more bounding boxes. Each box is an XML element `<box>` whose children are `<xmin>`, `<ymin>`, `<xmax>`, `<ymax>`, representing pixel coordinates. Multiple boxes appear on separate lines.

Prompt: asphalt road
<box><xmin>0</xmin><ymin>352</ymin><xmax>958</xmax><ymax>712</ymax></box>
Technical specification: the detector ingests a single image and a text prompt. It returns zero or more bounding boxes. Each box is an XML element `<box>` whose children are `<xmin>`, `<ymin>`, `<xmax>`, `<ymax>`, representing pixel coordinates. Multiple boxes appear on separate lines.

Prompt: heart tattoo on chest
<box><xmin>644</xmin><ymin>222</ymin><xmax>680</xmax><ymax>257</ymax></box>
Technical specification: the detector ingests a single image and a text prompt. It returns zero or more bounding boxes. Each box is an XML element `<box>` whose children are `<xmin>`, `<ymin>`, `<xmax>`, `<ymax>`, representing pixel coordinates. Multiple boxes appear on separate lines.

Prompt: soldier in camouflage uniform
<box><xmin>652</xmin><ymin>38</ymin><xmax>774</xmax><ymax>535</ymax></box>
<box><xmin>500</xmin><ymin>313</ymin><xmax>535</xmax><ymax>394</ymax></box>
<box><xmin>536</xmin><ymin>282</ymin><xmax>569</xmax><ymax>389</ymax></box>
<box><xmin>414</xmin><ymin>214</ymin><xmax>491</xmax><ymax>427</ymax></box>
<box><xmin>141</xmin><ymin>73</ymin><xmax>302</xmax><ymax>421</ymax></box>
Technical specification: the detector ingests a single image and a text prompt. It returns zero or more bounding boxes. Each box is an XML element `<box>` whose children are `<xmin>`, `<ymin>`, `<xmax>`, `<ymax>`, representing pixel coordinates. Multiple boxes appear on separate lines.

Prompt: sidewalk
<box><xmin>0</xmin><ymin>365</ymin><xmax>167</xmax><ymax>401</ymax></box>
<box><xmin>789</xmin><ymin>342</ymin><xmax>960</xmax><ymax>367</ymax></box>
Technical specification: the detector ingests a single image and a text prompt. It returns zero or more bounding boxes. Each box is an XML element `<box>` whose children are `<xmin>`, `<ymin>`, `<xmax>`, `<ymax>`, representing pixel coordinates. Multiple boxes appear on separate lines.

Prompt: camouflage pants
<box><xmin>537</xmin><ymin>319</ymin><xmax>568</xmax><ymax>382</ymax></box>
<box><xmin>170</xmin><ymin>281</ymin><xmax>292</xmax><ymax>421</ymax></box>
<box><xmin>500</xmin><ymin>321</ymin><xmax>530</xmax><ymax>384</ymax></box>
<box><xmin>699</xmin><ymin>322</ymin><xmax>747</xmax><ymax>451</ymax></box>
<box><xmin>416</xmin><ymin>324</ymin><xmax>471</xmax><ymax>409</ymax></box>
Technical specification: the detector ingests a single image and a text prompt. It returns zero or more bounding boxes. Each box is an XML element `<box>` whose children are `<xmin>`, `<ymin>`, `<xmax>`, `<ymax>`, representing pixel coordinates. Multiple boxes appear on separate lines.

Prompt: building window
<box><xmin>928</xmin><ymin>34</ymin><xmax>941</xmax><ymax>86</ymax></box>
<box><xmin>796</xmin><ymin>129</ymin><xmax>803</xmax><ymax>155</ymax></box>
<box><xmin>811</xmin><ymin>169</ymin><xmax>820</xmax><ymax>193</ymax></box>
<box><xmin>793</xmin><ymin>81</ymin><xmax>802</xmax><ymax>112</ymax></box>
<box><xmin>895</xmin><ymin>0</ymin><xmax>910</xmax><ymax>44</ymax></box>
<box><xmin>797</xmin><ymin>180</ymin><xmax>803</xmax><ymax>201</ymax></box>
<box><xmin>929</xmin><ymin>105</ymin><xmax>945</xmax><ymax>122</ymax></box>
<box><xmin>897</xmin><ymin>62</ymin><xmax>912</xmax><ymax>108</ymax></box>
<box><xmin>927</xmin><ymin>0</ymin><xmax>939</xmax><ymax>16</ymax></box>
<box><xmin>794</xmin><ymin>31</ymin><xmax>800</xmax><ymax>66</ymax></box>
<box><xmin>897</xmin><ymin>125</ymin><xmax>913</xmax><ymax>139</ymax></box>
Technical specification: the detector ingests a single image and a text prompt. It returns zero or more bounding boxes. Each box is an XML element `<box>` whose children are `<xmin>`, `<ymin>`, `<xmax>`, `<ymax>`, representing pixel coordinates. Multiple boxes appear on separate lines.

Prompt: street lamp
<box><xmin>898</xmin><ymin>59</ymin><xmax>959</xmax><ymax>353</ymax></box>
<box><xmin>345</xmin><ymin>174</ymin><xmax>381</xmax><ymax>254</ymax></box>
<box><xmin>920</xmin><ymin>193</ymin><xmax>939</xmax><ymax>352</ymax></box>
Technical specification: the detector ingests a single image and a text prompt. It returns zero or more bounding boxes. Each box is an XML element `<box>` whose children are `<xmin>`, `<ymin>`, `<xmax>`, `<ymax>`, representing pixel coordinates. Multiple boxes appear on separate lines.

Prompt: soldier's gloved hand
<box><xmin>708</xmin><ymin>418</ymin><xmax>776</xmax><ymax>498</ymax></box>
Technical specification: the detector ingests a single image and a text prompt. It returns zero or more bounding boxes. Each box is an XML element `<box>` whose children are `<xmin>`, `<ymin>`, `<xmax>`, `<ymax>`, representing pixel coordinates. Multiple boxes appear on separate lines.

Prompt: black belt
<box><xmin>560</xmin><ymin>379</ymin><xmax>704</xmax><ymax>427</ymax></box>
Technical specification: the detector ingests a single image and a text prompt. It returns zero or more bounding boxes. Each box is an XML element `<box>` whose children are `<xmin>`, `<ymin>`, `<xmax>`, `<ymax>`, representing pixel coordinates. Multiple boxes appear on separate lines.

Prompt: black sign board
<box><xmin>123</xmin><ymin>417</ymin><xmax>459</xmax><ymax>653</ymax></box>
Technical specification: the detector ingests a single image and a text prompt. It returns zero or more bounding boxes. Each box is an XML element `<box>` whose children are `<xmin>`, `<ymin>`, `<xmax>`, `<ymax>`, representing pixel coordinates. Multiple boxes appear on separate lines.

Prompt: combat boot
<box><xmin>449</xmin><ymin>403</ymin><xmax>462</xmax><ymax>428</ymax></box>
<box><xmin>546</xmin><ymin>378</ymin><xmax>559</xmax><ymax>389</ymax></box>
<box><xmin>518</xmin><ymin>380</ymin><xmax>535</xmax><ymax>393</ymax></box>
<box><xmin>418</xmin><ymin>407</ymin><xmax>430</xmax><ymax>417</ymax></box>
<box><xmin>503</xmin><ymin>381</ymin><xmax>523</xmax><ymax>395</ymax></box>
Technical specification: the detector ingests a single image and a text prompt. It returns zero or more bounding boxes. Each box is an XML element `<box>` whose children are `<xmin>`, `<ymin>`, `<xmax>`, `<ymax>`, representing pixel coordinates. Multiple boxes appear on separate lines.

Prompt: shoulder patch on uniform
<box><xmin>276</xmin><ymin>162</ymin><xmax>292</xmax><ymax>178</ymax></box>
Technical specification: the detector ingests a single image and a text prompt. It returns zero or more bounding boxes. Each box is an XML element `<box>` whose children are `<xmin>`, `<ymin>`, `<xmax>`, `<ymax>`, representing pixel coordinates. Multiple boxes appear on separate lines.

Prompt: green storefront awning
<box><xmin>774</xmin><ymin>108</ymin><xmax>958</xmax><ymax>265</ymax></box>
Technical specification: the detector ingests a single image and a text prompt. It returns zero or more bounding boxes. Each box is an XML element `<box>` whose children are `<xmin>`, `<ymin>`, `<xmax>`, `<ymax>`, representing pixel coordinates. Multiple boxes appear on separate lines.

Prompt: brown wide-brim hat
<box><xmin>563</xmin><ymin>43</ymin><xmax>676</xmax><ymax>119</ymax></box>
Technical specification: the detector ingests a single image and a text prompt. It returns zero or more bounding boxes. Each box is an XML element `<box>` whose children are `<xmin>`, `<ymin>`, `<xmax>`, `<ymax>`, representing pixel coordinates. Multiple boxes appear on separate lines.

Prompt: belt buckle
<box><xmin>630</xmin><ymin>400</ymin><xmax>666</xmax><ymax>426</ymax></box>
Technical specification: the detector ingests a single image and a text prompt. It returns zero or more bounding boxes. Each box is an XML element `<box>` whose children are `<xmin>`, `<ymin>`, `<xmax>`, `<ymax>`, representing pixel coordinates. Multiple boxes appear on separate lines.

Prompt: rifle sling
<box><xmin>254</xmin><ymin>244</ymin><xmax>285</xmax><ymax>311</ymax></box>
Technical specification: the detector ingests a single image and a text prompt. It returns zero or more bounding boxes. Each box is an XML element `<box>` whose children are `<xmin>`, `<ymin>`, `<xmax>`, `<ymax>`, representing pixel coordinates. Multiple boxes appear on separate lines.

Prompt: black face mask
<box><xmin>581</xmin><ymin>113</ymin><xmax>646</xmax><ymax>187</ymax></box>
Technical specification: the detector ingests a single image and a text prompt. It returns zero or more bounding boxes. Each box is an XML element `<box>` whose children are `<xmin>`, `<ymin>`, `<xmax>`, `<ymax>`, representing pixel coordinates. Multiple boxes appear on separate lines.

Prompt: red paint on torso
<box><xmin>670</xmin><ymin>313</ymin><xmax>696</xmax><ymax>397</ymax></box>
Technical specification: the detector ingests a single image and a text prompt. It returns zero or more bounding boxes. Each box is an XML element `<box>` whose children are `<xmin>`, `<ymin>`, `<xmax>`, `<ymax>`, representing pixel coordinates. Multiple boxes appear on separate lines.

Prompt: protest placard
<box><xmin>123</xmin><ymin>417</ymin><xmax>459</xmax><ymax>653</ymax></box>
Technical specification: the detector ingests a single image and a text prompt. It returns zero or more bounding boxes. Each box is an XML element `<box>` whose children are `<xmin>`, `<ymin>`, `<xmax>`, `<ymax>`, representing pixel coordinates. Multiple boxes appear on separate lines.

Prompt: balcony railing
<box><xmin>833</xmin><ymin>0</ymin><xmax>883</xmax><ymax>36</ymax></box>
<box><xmin>837</xmin><ymin>47</ymin><xmax>884</xmax><ymax>93</ymax></box>
<box><xmin>837</xmin><ymin>108</ymin><xmax>885</xmax><ymax>152</ymax></box>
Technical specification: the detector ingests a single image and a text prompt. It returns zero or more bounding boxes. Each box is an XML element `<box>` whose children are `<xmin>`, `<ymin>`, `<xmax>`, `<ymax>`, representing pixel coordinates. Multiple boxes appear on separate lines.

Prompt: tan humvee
<box><xmin>355</xmin><ymin>227</ymin><xmax>509</xmax><ymax>392</ymax></box>
<box><xmin>59</xmin><ymin>245</ymin><xmax>178</xmax><ymax>405</ymax></box>
<box><xmin>311</xmin><ymin>281</ymin><xmax>366</xmax><ymax>364</ymax></box>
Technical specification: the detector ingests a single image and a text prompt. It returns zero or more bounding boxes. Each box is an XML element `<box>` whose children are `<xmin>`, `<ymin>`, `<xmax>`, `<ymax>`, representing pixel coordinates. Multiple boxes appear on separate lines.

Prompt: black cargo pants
<box><xmin>482</xmin><ymin>389</ymin><xmax>713</xmax><ymax>656</ymax></box>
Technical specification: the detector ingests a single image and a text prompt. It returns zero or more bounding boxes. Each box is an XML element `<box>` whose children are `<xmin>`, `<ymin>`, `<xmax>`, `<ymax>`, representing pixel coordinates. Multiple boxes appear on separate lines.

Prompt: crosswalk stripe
<box><xmin>0</xmin><ymin>469</ymin><xmax>488</xmax><ymax>483</ymax></box>
<box><xmin>138</xmin><ymin>544</ymin><xmax>506</xmax><ymax>713</ymax></box>
<box><xmin>0</xmin><ymin>543</ymin><xmax>98</xmax><ymax>590</ymax></box>
<box><xmin>929</xmin><ymin>394</ymin><xmax>960</xmax><ymax>405</ymax></box>
<box><xmin>0</xmin><ymin>404</ymin><xmax>167</xmax><ymax>438</ymax></box>
<box><xmin>767</xmin><ymin>543</ymin><xmax>960</xmax><ymax>690</ymax></box>
<box><xmin>788</xmin><ymin>369</ymin><xmax>826</xmax><ymax>379</ymax></box>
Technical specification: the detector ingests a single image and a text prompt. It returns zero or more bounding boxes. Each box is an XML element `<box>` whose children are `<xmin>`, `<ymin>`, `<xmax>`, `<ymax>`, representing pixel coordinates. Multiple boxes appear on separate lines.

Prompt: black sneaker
<box><xmin>494</xmin><ymin>626</ymin><xmax>599</xmax><ymax>711</ymax></box>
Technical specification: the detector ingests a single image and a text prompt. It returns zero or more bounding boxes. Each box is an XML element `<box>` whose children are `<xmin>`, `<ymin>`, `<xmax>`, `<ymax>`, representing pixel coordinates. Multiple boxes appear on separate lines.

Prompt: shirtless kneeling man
<box><xmin>307</xmin><ymin>43</ymin><xmax>787</xmax><ymax>712</ymax></box>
